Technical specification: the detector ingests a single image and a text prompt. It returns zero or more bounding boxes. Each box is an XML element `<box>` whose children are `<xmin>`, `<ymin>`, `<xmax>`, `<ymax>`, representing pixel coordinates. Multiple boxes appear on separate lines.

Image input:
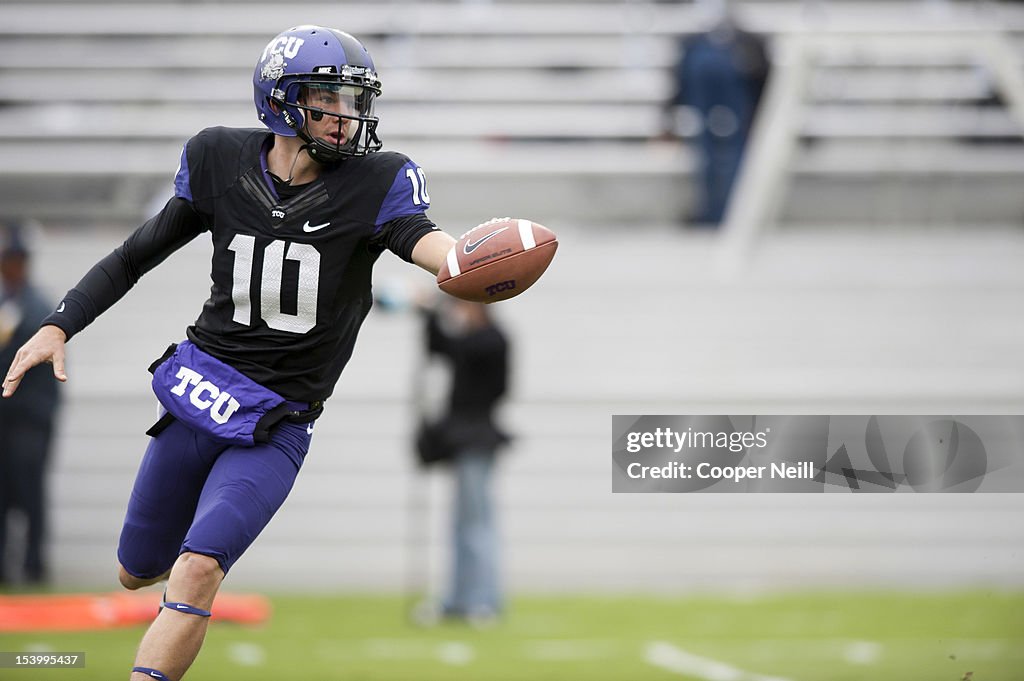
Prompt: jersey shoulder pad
<box><xmin>174</xmin><ymin>127</ymin><xmax>268</xmax><ymax>204</ymax></box>
<box><xmin>370</xmin><ymin>151</ymin><xmax>431</xmax><ymax>227</ymax></box>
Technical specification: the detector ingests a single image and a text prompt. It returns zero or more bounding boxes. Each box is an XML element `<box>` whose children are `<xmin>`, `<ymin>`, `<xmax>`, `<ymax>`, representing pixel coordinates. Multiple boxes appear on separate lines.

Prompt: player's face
<box><xmin>299</xmin><ymin>84</ymin><xmax>367</xmax><ymax>148</ymax></box>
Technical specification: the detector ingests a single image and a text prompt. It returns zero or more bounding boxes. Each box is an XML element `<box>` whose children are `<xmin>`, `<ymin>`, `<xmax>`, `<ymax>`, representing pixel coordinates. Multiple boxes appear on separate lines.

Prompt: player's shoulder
<box><xmin>323</xmin><ymin>149</ymin><xmax>429</xmax><ymax>225</ymax></box>
<box><xmin>188</xmin><ymin>126</ymin><xmax>268</xmax><ymax>158</ymax></box>
<box><xmin>182</xmin><ymin>127</ymin><xmax>268</xmax><ymax>200</ymax></box>
<box><xmin>328</xmin><ymin>149</ymin><xmax>422</xmax><ymax>194</ymax></box>
<box><xmin>355</xmin><ymin>149</ymin><xmax>419</xmax><ymax>176</ymax></box>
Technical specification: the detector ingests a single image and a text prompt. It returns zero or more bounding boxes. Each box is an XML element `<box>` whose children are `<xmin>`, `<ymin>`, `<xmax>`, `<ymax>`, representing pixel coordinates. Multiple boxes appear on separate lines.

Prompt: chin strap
<box><xmin>301</xmin><ymin>138</ymin><xmax>335</xmax><ymax>165</ymax></box>
<box><xmin>267</xmin><ymin>143</ymin><xmax>313</xmax><ymax>186</ymax></box>
<box><xmin>298</xmin><ymin>142</ymin><xmax>320</xmax><ymax>164</ymax></box>
<box><xmin>366</xmin><ymin>120</ymin><xmax>382</xmax><ymax>151</ymax></box>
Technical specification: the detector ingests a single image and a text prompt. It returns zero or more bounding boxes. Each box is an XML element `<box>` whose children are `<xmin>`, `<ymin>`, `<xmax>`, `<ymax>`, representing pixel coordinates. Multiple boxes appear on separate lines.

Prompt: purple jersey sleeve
<box><xmin>375</xmin><ymin>159</ymin><xmax>430</xmax><ymax>228</ymax></box>
<box><xmin>173</xmin><ymin>143</ymin><xmax>193</xmax><ymax>203</ymax></box>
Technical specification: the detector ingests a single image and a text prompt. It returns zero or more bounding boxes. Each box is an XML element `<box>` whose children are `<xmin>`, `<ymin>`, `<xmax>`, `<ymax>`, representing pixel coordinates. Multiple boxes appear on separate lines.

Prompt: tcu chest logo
<box><xmin>170</xmin><ymin>366</ymin><xmax>241</xmax><ymax>424</ymax></box>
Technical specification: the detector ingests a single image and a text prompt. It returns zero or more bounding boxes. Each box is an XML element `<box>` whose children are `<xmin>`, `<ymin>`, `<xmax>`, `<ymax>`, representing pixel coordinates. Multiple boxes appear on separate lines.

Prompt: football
<box><xmin>437</xmin><ymin>217</ymin><xmax>558</xmax><ymax>303</ymax></box>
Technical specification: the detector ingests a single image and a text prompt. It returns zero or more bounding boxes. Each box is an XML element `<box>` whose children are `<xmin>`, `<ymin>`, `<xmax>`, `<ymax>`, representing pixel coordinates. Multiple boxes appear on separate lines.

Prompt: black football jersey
<box><xmin>176</xmin><ymin>127</ymin><xmax>437</xmax><ymax>401</ymax></box>
<box><xmin>44</xmin><ymin>126</ymin><xmax>438</xmax><ymax>403</ymax></box>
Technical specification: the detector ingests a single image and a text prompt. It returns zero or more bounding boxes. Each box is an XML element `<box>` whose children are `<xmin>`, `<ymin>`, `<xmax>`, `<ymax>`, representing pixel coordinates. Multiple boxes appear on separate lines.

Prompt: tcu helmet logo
<box><xmin>170</xmin><ymin>366</ymin><xmax>241</xmax><ymax>425</ymax></box>
<box><xmin>260</xmin><ymin>53</ymin><xmax>287</xmax><ymax>82</ymax></box>
<box><xmin>259</xmin><ymin>35</ymin><xmax>305</xmax><ymax>81</ymax></box>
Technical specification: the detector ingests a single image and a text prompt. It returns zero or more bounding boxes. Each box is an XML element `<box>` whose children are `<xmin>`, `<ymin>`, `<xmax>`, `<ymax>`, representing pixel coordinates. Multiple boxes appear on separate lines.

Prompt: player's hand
<box><xmin>2</xmin><ymin>324</ymin><xmax>68</xmax><ymax>398</ymax></box>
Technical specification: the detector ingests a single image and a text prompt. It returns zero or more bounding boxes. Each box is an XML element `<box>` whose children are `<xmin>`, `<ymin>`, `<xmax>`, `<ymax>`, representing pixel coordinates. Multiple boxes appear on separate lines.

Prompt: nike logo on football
<box><xmin>302</xmin><ymin>221</ymin><xmax>331</xmax><ymax>232</ymax></box>
<box><xmin>463</xmin><ymin>227</ymin><xmax>508</xmax><ymax>255</ymax></box>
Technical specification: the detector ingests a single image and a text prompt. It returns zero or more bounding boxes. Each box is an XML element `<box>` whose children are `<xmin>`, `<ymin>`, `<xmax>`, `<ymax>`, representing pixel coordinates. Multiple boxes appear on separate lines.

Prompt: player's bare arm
<box><xmin>2</xmin><ymin>324</ymin><xmax>68</xmax><ymax>398</ymax></box>
<box><xmin>412</xmin><ymin>230</ymin><xmax>458</xmax><ymax>276</ymax></box>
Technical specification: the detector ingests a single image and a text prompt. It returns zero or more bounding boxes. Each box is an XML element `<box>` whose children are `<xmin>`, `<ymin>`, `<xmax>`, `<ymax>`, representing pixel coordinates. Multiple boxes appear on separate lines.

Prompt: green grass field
<box><xmin>1</xmin><ymin>591</ymin><xmax>1022</xmax><ymax>680</ymax></box>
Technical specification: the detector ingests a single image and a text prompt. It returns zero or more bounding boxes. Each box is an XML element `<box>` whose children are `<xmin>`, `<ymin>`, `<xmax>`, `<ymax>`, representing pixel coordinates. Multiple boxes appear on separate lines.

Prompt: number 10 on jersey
<box><xmin>227</xmin><ymin>235</ymin><xmax>321</xmax><ymax>334</ymax></box>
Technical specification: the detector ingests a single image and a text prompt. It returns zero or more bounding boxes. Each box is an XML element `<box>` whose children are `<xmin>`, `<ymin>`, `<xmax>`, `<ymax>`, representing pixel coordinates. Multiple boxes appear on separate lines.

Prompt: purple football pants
<box><xmin>117</xmin><ymin>414</ymin><xmax>312</xmax><ymax>578</ymax></box>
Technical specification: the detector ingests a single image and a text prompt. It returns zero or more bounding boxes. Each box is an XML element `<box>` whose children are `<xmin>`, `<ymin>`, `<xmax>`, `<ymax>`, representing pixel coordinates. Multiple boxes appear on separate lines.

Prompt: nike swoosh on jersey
<box><xmin>56</xmin><ymin>301</ymin><xmax>66</xmax><ymax>313</ymax></box>
<box><xmin>463</xmin><ymin>227</ymin><xmax>509</xmax><ymax>255</ymax></box>
<box><xmin>303</xmin><ymin>221</ymin><xmax>331</xmax><ymax>232</ymax></box>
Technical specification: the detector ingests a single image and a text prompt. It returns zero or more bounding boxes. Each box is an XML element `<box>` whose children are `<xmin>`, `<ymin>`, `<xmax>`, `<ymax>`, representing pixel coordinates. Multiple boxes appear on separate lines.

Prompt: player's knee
<box><xmin>118</xmin><ymin>564</ymin><xmax>141</xmax><ymax>590</ymax></box>
<box><xmin>174</xmin><ymin>552</ymin><xmax>224</xmax><ymax>589</ymax></box>
<box><xmin>118</xmin><ymin>563</ymin><xmax>163</xmax><ymax>591</ymax></box>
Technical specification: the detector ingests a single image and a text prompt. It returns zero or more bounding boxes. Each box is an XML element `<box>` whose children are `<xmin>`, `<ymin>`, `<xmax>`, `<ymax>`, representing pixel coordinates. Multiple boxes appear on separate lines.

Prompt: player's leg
<box><xmin>117</xmin><ymin>419</ymin><xmax>217</xmax><ymax>589</ymax></box>
<box><xmin>0</xmin><ymin>413</ymin><xmax>12</xmax><ymax>585</ymax></box>
<box><xmin>445</xmin><ymin>448</ymin><xmax>500</xmax><ymax>621</ymax></box>
<box><xmin>18</xmin><ymin>423</ymin><xmax>53</xmax><ymax>584</ymax></box>
<box><xmin>0</xmin><ymin>416</ymin><xmax>48</xmax><ymax>583</ymax></box>
<box><xmin>129</xmin><ymin>419</ymin><xmax>312</xmax><ymax>680</ymax></box>
<box><xmin>129</xmin><ymin>551</ymin><xmax>221</xmax><ymax>681</ymax></box>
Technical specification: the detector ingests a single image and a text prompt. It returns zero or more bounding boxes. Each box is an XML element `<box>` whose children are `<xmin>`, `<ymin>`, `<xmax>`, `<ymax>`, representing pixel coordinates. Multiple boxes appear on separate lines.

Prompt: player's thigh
<box><xmin>118</xmin><ymin>420</ymin><xmax>221</xmax><ymax>577</ymax></box>
<box><xmin>182</xmin><ymin>420</ymin><xmax>312</xmax><ymax>573</ymax></box>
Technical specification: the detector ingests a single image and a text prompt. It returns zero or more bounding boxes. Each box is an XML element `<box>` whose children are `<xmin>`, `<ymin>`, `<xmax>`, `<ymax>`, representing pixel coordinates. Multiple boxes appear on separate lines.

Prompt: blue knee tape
<box><xmin>132</xmin><ymin>667</ymin><xmax>172</xmax><ymax>680</ymax></box>
<box><xmin>159</xmin><ymin>589</ymin><xmax>212</xmax><ymax>618</ymax></box>
<box><xmin>160</xmin><ymin>600</ymin><xmax>212</xmax><ymax>617</ymax></box>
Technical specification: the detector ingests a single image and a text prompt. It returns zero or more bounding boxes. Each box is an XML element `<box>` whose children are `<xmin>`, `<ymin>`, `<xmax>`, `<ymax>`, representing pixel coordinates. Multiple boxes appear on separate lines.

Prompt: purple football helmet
<box><xmin>253</xmin><ymin>25</ymin><xmax>382</xmax><ymax>162</ymax></box>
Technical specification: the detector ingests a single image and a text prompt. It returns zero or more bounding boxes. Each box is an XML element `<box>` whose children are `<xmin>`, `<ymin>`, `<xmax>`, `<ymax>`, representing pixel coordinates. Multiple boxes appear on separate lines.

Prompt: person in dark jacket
<box><xmin>419</xmin><ymin>298</ymin><xmax>510</xmax><ymax>624</ymax></box>
<box><xmin>0</xmin><ymin>223</ymin><xmax>60</xmax><ymax>586</ymax></box>
<box><xmin>663</xmin><ymin>1</ymin><xmax>770</xmax><ymax>226</ymax></box>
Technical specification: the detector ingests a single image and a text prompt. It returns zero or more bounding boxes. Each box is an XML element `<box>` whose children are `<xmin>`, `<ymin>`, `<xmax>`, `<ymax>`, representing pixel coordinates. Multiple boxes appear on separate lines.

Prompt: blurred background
<box><xmin>0</xmin><ymin>0</ymin><xmax>1022</xmax><ymax>678</ymax></box>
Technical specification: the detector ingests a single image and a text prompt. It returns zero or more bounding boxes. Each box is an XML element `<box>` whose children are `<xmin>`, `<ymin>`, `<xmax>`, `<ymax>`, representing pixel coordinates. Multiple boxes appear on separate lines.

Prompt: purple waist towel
<box><xmin>150</xmin><ymin>340</ymin><xmax>287</xmax><ymax>446</ymax></box>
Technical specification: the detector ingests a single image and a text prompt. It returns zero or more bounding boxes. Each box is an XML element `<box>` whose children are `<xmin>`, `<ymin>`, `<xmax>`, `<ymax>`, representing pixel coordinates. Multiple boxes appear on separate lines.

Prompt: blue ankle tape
<box><xmin>161</xmin><ymin>601</ymin><xmax>212</xmax><ymax>617</ymax></box>
<box><xmin>132</xmin><ymin>667</ymin><xmax>172</xmax><ymax>680</ymax></box>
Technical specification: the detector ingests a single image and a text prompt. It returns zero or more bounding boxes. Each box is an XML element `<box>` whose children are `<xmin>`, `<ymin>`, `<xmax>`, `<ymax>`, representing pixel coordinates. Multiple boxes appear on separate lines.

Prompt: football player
<box><xmin>2</xmin><ymin>25</ymin><xmax>457</xmax><ymax>681</ymax></box>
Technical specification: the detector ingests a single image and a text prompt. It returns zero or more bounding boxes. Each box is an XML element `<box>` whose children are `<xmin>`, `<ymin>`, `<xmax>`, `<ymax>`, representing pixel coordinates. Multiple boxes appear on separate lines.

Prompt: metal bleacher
<box><xmin>730</xmin><ymin>24</ymin><xmax>1024</xmax><ymax>240</ymax></box>
<box><xmin>3</xmin><ymin>1</ymin><xmax>1024</xmax><ymax>228</ymax></box>
<box><xmin>0</xmin><ymin>0</ymin><xmax>689</xmax><ymax>227</ymax></box>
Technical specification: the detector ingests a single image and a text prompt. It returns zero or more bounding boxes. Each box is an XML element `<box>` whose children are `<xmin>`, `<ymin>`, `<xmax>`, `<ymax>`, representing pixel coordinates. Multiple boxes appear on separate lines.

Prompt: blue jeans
<box><xmin>444</xmin><ymin>448</ymin><xmax>500</xmax><ymax>615</ymax></box>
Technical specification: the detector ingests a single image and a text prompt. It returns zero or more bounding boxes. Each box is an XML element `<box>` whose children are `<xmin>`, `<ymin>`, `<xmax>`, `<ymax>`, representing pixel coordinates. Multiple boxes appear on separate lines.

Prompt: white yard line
<box><xmin>358</xmin><ymin>638</ymin><xmax>475</xmax><ymax>665</ymax></box>
<box><xmin>361</xmin><ymin>638</ymin><xmax>435</xmax><ymax>659</ymax></box>
<box><xmin>645</xmin><ymin>641</ymin><xmax>794</xmax><ymax>681</ymax></box>
<box><xmin>227</xmin><ymin>642</ymin><xmax>267</xmax><ymax>667</ymax></box>
<box><xmin>436</xmin><ymin>641</ymin><xmax>475</xmax><ymax>666</ymax></box>
<box><xmin>842</xmin><ymin>640</ymin><xmax>882</xmax><ymax>665</ymax></box>
<box><xmin>23</xmin><ymin>643</ymin><xmax>54</xmax><ymax>653</ymax></box>
<box><xmin>523</xmin><ymin>639</ymin><xmax>622</xmax><ymax>660</ymax></box>
<box><xmin>314</xmin><ymin>636</ymin><xmax>1012</xmax><ymax>670</ymax></box>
